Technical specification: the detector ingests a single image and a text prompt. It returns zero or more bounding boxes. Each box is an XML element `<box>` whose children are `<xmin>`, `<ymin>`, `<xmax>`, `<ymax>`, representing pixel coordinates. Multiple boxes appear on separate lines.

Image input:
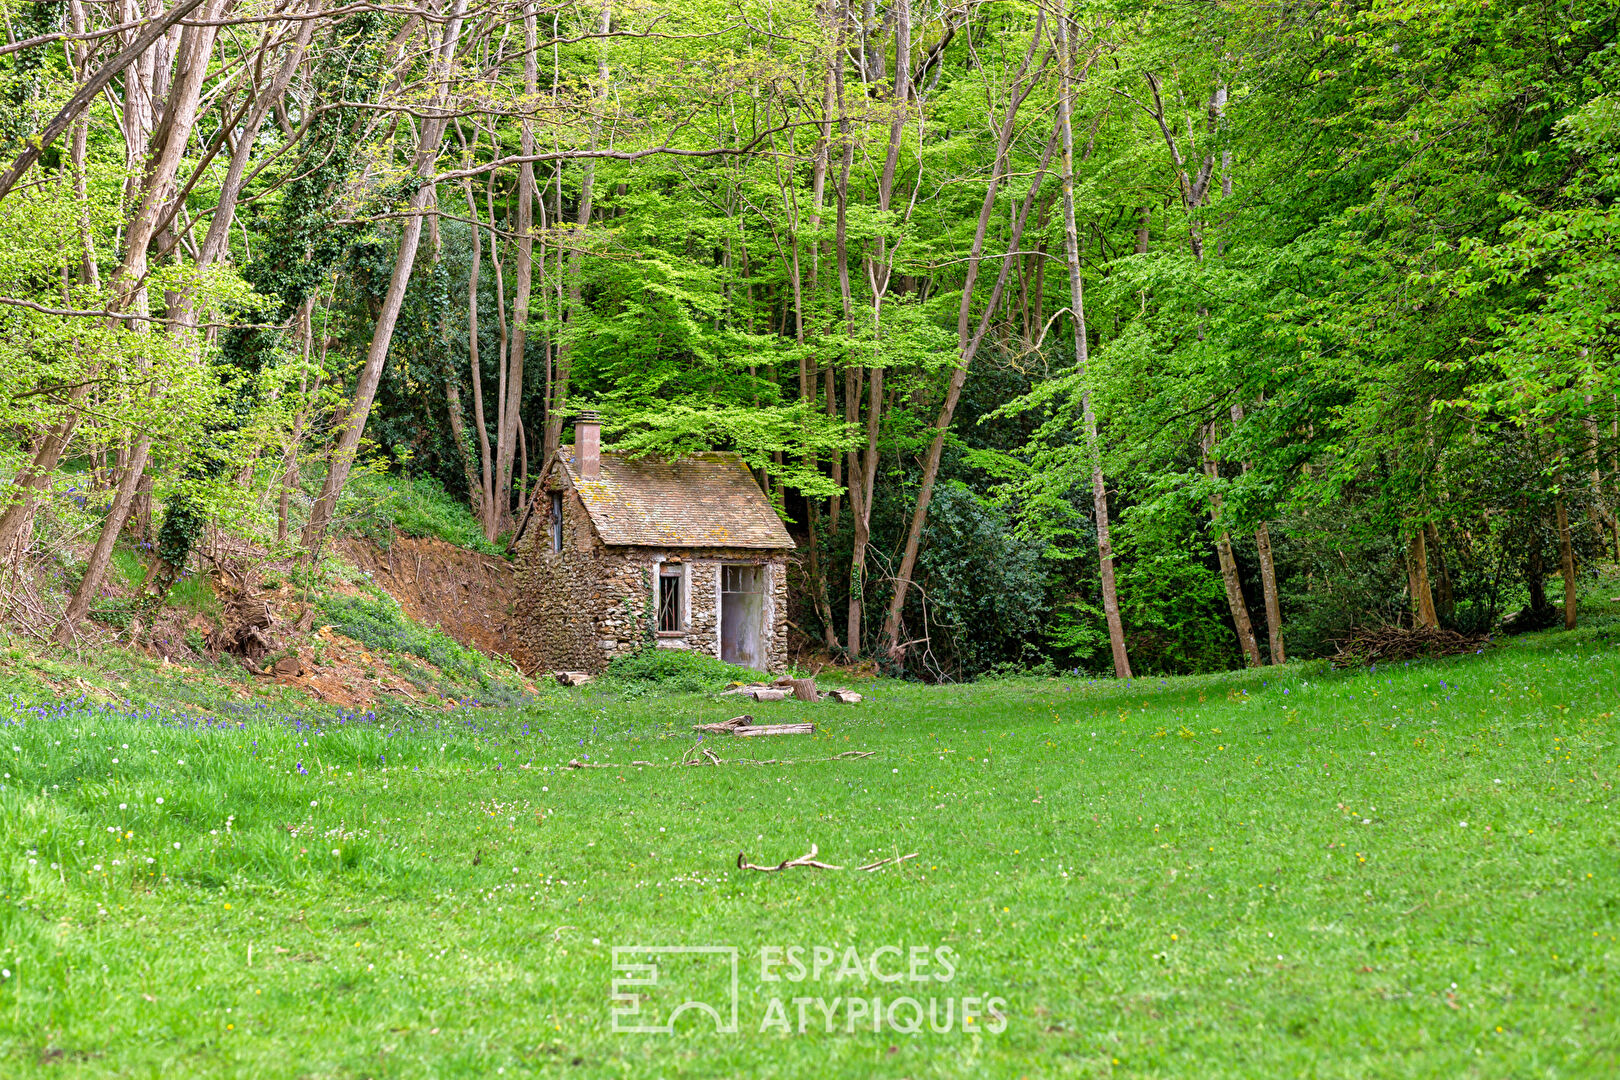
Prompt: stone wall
<box><xmin>512</xmin><ymin>475</ymin><xmax>790</xmax><ymax>675</ymax></box>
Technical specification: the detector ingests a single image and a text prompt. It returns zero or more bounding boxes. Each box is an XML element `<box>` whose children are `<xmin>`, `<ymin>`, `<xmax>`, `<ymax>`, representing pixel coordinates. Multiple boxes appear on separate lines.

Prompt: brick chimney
<box><xmin>576</xmin><ymin>409</ymin><xmax>601</xmax><ymax>480</ymax></box>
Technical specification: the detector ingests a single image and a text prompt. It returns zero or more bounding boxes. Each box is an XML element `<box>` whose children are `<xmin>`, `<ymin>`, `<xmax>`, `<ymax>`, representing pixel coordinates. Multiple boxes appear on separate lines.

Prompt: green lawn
<box><xmin>1</xmin><ymin>623</ymin><xmax>1617</xmax><ymax>1077</ymax></box>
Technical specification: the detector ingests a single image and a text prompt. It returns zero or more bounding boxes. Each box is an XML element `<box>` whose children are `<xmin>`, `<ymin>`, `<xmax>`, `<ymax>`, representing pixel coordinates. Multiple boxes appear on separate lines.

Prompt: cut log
<box><xmin>692</xmin><ymin>715</ymin><xmax>754</xmax><ymax>733</ymax></box>
<box><xmin>733</xmin><ymin>723</ymin><xmax>814</xmax><ymax>737</ymax></box>
<box><xmin>788</xmin><ymin>677</ymin><xmax>818</xmax><ymax>702</ymax></box>
<box><xmin>748</xmin><ymin>688</ymin><xmax>789</xmax><ymax>702</ymax></box>
<box><xmin>824</xmin><ymin>689</ymin><xmax>862</xmax><ymax>704</ymax></box>
<box><xmin>554</xmin><ymin>670</ymin><xmax>593</xmax><ymax>686</ymax></box>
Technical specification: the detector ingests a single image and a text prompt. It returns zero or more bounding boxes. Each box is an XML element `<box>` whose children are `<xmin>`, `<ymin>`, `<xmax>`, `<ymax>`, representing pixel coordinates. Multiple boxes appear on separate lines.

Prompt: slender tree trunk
<box><xmin>845</xmin><ymin>0</ymin><xmax>910</xmax><ymax>660</ymax></box>
<box><xmin>462</xmin><ymin>175</ymin><xmax>495</xmax><ymax>533</ymax></box>
<box><xmin>1255</xmin><ymin>522</ymin><xmax>1285</xmax><ymax>663</ymax></box>
<box><xmin>1204</xmin><ymin>424</ymin><xmax>1264</xmax><ymax>666</ymax></box>
<box><xmin>56</xmin><ymin>435</ymin><xmax>151</xmax><ymax>641</ymax></box>
<box><xmin>484</xmin><ymin>171</ymin><xmax>510</xmax><ymax>536</ymax></box>
<box><xmin>69</xmin><ymin>0</ymin><xmax>99</xmax><ymax>288</ymax></box>
<box><xmin>302</xmin><ymin>0</ymin><xmax>467</xmax><ymax>558</ymax></box>
<box><xmin>877</xmin><ymin>13</ymin><xmax>1050</xmax><ymax>662</ymax></box>
<box><xmin>1555</xmin><ymin>487</ymin><xmax>1577</xmax><ymax>630</ymax></box>
<box><xmin>800</xmin><ymin>36</ymin><xmax>840</xmax><ymax>649</ymax></box>
<box><xmin>1040</xmin><ymin>14</ymin><xmax>1128</xmax><ymax>677</ymax></box>
<box><xmin>544</xmin><ymin>0</ymin><xmax>611</xmax><ymax>469</ymax></box>
<box><xmin>1230</xmin><ymin>402</ymin><xmax>1284</xmax><ymax>664</ymax></box>
<box><xmin>494</xmin><ymin>3</ymin><xmax>539</xmax><ymax>533</ymax></box>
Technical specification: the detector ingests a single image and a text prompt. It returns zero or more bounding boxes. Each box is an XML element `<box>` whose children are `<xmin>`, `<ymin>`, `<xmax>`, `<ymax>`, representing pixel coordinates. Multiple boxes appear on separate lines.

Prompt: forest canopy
<box><xmin>0</xmin><ymin>0</ymin><xmax>1615</xmax><ymax>678</ymax></box>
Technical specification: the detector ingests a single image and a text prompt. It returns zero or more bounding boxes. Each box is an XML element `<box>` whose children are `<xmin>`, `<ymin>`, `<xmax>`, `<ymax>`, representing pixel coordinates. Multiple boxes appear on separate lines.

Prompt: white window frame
<box><xmin>656</xmin><ymin>560</ymin><xmax>687</xmax><ymax>635</ymax></box>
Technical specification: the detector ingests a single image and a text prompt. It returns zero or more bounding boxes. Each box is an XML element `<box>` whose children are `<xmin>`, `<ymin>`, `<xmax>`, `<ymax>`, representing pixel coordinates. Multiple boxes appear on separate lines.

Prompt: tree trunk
<box><xmin>56</xmin><ymin>435</ymin><xmax>151</xmax><ymax>641</ymax></box>
<box><xmin>1051</xmin><ymin>14</ymin><xmax>1128</xmax><ymax>677</ymax></box>
<box><xmin>544</xmin><ymin>0</ymin><xmax>611</xmax><ymax>470</ymax></box>
<box><xmin>1231</xmin><ymin>402</ymin><xmax>1284</xmax><ymax>664</ymax></box>
<box><xmin>494</xmin><ymin>4</ymin><xmax>539</xmax><ymax>534</ymax></box>
<box><xmin>845</xmin><ymin>0</ymin><xmax>909</xmax><ymax>661</ymax></box>
<box><xmin>1255</xmin><ymin>521</ymin><xmax>1285</xmax><ymax>663</ymax></box>
<box><xmin>1203</xmin><ymin>424</ymin><xmax>1264</xmax><ymax>666</ymax></box>
<box><xmin>1406</xmin><ymin>526</ymin><xmax>1439</xmax><ymax>630</ymax></box>
<box><xmin>1555</xmin><ymin>491</ymin><xmax>1576</xmax><ymax>630</ymax></box>
<box><xmin>877</xmin><ymin>13</ymin><xmax>1052</xmax><ymax>663</ymax></box>
<box><xmin>302</xmin><ymin>0</ymin><xmax>467</xmax><ymax>558</ymax></box>
<box><xmin>461</xmin><ymin>173</ymin><xmax>495</xmax><ymax>532</ymax></box>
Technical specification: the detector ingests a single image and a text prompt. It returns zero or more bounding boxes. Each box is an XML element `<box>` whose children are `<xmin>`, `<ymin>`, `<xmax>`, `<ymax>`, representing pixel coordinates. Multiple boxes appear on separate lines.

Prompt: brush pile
<box><xmin>1330</xmin><ymin>624</ymin><xmax>1489</xmax><ymax>667</ymax></box>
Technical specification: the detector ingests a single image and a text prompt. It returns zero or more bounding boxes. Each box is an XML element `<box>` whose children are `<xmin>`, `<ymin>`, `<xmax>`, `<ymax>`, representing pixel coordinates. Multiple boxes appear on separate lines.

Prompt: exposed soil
<box><xmin>334</xmin><ymin>535</ymin><xmax>520</xmax><ymax>662</ymax></box>
<box><xmin>56</xmin><ymin>530</ymin><xmax>528</xmax><ymax>711</ymax></box>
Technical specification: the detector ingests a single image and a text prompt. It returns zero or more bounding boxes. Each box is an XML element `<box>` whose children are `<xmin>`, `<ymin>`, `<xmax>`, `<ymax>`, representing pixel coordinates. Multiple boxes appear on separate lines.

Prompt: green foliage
<box><xmin>167</xmin><ymin>574</ymin><xmax>221</xmax><ymax>621</ymax></box>
<box><xmin>338</xmin><ymin>472</ymin><xmax>502</xmax><ymax>555</ymax></box>
<box><xmin>600</xmin><ymin>647</ymin><xmax>765</xmax><ymax>694</ymax></box>
<box><xmin>88</xmin><ymin>597</ymin><xmax>134</xmax><ymax>632</ymax></box>
<box><xmin>111</xmin><ymin>548</ymin><xmax>147</xmax><ymax>591</ymax></box>
<box><xmin>909</xmin><ymin>482</ymin><xmax>1050</xmax><ymax>679</ymax></box>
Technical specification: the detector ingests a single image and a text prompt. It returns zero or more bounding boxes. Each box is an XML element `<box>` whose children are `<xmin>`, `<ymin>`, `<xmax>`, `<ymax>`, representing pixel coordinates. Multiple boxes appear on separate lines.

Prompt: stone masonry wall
<box><xmin>512</xmin><ymin>477</ymin><xmax>790</xmax><ymax>674</ymax></box>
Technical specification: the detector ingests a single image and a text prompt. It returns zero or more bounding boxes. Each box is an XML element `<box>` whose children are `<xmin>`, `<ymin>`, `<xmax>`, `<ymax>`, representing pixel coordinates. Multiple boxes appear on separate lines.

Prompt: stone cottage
<box><xmin>513</xmin><ymin>412</ymin><xmax>795</xmax><ymax>675</ymax></box>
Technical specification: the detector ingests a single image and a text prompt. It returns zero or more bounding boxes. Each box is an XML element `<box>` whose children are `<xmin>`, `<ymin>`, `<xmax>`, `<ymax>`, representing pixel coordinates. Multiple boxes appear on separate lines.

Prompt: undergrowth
<box><xmin>598</xmin><ymin>646</ymin><xmax>772</xmax><ymax>695</ymax></box>
<box><xmin>338</xmin><ymin>472</ymin><xmax>503</xmax><ymax>555</ymax></box>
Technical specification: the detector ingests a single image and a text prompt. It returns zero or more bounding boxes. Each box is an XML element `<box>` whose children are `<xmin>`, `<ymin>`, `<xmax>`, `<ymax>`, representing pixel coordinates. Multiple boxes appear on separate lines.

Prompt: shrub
<box><xmin>90</xmin><ymin>597</ymin><xmax>135</xmax><ymax>631</ymax></box>
<box><xmin>601</xmin><ymin>648</ymin><xmax>763</xmax><ymax>694</ymax></box>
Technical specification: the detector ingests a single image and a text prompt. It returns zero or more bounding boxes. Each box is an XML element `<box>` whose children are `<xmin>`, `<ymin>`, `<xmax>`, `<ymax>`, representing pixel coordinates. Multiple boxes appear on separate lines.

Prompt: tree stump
<box><xmin>788</xmin><ymin>677</ymin><xmax>818</xmax><ymax>703</ymax></box>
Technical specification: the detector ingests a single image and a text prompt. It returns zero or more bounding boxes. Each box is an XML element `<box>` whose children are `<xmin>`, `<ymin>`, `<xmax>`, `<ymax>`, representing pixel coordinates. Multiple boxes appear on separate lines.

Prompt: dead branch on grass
<box><xmin>736</xmin><ymin>844</ymin><xmax>844</xmax><ymax>872</ymax></box>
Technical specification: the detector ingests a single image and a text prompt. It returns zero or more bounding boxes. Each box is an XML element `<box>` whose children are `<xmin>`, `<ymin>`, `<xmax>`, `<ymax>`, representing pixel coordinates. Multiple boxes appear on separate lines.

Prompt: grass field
<box><xmin>1</xmin><ymin>618</ymin><xmax>1617</xmax><ymax>1077</ymax></box>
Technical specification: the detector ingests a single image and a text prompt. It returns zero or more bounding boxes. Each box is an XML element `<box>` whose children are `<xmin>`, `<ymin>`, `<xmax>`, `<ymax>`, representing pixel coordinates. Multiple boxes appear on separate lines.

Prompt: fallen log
<box><xmin>734</xmin><ymin>723</ymin><xmax>814</xmax><ymax>737</ymax></box>
<box><xmin>692</xmin><ymin>714</ymin><xmax>754</xmax><ymax>734</ymax></box>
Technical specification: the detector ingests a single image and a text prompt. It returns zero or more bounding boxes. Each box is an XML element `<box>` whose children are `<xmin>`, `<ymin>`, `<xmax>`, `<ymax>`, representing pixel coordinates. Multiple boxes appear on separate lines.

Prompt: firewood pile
<box><xmin>1330</xmin><ymin>624</ymin><xmax>1489</xmax><ymax>667</ymax></box>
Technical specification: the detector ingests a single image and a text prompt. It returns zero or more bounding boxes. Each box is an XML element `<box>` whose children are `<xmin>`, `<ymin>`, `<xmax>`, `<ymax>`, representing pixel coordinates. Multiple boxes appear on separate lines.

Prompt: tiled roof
<box><xmin>558</xmin><ymin>449</ymin><xmax>794</xmax><ymax>549</ymax></box>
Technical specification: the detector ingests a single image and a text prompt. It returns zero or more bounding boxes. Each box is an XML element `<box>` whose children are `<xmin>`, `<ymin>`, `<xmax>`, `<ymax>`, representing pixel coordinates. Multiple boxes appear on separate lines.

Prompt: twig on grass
<box><xmin>856</xmin><ymin>852</ymin><xmax>919</xmax><ymax>872</ymax></box>
<box><xmin>569</xmin><ymin>749</ymin><xmax>879</xmax><ymax>770</ymax></box>
<box><xmin>737</xmin><ymin>844</ymin><xmax>844</xmax><ymax>872</ymax></box>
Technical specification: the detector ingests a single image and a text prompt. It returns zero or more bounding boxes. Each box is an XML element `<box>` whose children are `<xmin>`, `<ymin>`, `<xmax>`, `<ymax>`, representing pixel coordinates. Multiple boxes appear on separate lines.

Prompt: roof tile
<box><xmin>559</xmin><ymin>449</ymin><xmax>794</xmax><ymax>549</ymax></box>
